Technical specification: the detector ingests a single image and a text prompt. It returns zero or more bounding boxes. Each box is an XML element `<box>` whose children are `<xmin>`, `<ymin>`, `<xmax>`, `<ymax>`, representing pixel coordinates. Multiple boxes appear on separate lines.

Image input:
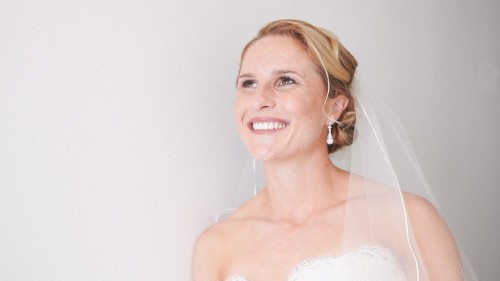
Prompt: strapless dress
<box><xmin>225</xmin><ymin>245</ymin><xmax>407</xmax><ymax>281</ymax></box>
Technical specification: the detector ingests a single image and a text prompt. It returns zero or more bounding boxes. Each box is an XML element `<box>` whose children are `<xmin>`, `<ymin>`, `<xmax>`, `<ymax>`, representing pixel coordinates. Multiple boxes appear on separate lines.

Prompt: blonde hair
<box><xmin>240</xmin><ymin>19</ymin><xmax>358</xmax><ymax>153</ymax></box>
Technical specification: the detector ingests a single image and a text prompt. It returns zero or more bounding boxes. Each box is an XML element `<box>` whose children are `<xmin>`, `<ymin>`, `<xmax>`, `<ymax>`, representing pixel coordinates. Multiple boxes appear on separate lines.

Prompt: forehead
<box><xmin>240</xmin><ymin>36</ymin><xmax>317</xmax><ymax>74</ymax></box>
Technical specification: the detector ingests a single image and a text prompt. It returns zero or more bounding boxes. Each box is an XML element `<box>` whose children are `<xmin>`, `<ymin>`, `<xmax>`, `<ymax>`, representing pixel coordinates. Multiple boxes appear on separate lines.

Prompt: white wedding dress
<box><xmin>225</xmin><ymin>245</ymin><xmax>408</xmax><ymax>281</ymax></box>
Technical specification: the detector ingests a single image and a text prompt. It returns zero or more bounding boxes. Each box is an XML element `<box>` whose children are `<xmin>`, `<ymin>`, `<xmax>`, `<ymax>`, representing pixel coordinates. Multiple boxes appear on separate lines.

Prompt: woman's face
<box><xmin>235</xmin><ymin>36</ymin><xmax>328</xmax><ymax>161</ymax></box>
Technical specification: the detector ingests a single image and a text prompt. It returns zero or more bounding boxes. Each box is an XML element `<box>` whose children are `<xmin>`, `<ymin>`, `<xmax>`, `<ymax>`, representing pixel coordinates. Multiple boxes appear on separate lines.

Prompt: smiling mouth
<box><xmin>251</xmin><ymin>122</ymin><xmax>288</xmax><ymax>130</ymax></box>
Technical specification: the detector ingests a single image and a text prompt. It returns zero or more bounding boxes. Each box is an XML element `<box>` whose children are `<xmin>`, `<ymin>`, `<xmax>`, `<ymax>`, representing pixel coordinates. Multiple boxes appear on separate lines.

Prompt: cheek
<box><xmin>298</xmin><ymin>117</ymin><xmax>325</xmax><ymax>140</ymax></box>
<box><xmin>234</xmin><ymin>96</ymin><xmax>247</xmax><ymax>131</ymax></box>
<box><xmin>288</xmin><ymin>100</ymin><xmax>326</xmax><ymax>138</ymax></box>
<box><xmin>233</xmin><ymin>104</ymin><xmax>242</xmax><ymax>122</ymax></box>
<box><xmin>289</xmin><ymin>98</ymin><xmax>324</xmax><ymax>124</ymax></box>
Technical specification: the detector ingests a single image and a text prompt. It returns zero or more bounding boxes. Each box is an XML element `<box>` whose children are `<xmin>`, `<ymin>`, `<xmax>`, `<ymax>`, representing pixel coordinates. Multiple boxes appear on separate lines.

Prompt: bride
<box><xmin>193</xmin><ymin>19</ymin><xmax>467</xmax><ymax>281</ymax></box>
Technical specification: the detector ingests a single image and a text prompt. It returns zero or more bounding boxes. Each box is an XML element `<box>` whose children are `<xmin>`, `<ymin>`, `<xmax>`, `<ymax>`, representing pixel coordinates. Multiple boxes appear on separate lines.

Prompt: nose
<box><xmin>252</xmin><ymin>84</ymin><xmax>276</xmax><ymax>110</ymax></box>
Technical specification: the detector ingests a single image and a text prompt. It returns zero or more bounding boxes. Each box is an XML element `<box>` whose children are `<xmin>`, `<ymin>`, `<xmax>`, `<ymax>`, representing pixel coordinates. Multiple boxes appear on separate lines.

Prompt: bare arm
<box><xmin>405</xmin><ymin>193</ymin><xmax>464</xmax><ymax>281</ymax></box>
<box><xmin>192</xmin><ymin>227</ymin><xmax>223</xmax><ymax>281</ymax></box>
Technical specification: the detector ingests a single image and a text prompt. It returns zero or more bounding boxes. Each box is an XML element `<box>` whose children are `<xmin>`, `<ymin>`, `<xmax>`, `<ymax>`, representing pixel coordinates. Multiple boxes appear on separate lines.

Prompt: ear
<box><xmin>325</xmin><ymin>95</ymin><xmax>349</xmax><ymax>123</ymax></box>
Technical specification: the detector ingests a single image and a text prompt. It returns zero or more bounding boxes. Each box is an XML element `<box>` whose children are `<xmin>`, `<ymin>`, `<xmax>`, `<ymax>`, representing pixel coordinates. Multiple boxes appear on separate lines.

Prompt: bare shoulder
<box><xmin>402</xmin><ymin>192</ymin><xmax>440</xmax><ymax>220</ymax></box>
<box><xmin>192</xmin><ymin>219</ymin><xmax>235</xmax><ymax>281</ymax></box>
<box><xmin>402</xmin><ymin>192</ymin><xmax>452</xmax><ymax>238</ymax></box>
<box><xmin>192</xmin><ymin>211</ymin><xmax>256</xmax><ymax>281</ymax></box>
<box><xmin>192</xmin><ymin>196</ymin><xmax>265</xmax><ymax>280</ymax></box>
<box><xmin>402</xmin><ymin>192</ymin><xmax>464</xmax><ymax>280</ymax></box>
<box><xmin>193</xmin><ymin>221</ymin><xmax>227</xmax><ymax>259</ymax></box>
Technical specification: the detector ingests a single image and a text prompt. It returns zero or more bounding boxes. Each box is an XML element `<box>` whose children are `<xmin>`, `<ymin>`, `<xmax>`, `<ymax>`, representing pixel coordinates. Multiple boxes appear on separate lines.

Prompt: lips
<box><xmin>247</xmin><ymin>117</ymin><xmax>289</xmax><ymax>132</ymax></box>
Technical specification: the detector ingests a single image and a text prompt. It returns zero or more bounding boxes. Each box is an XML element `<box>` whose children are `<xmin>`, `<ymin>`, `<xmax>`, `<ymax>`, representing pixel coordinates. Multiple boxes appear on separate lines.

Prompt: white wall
<box><xmin>0</xmin><ymin>1</ymin><xmax>498</xmax><ymax>280</ymax></box>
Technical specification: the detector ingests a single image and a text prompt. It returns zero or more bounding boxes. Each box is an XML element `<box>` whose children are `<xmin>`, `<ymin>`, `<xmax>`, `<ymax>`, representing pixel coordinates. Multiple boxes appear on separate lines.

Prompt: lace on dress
<box><xmin>225</xmin><ymin>245</ymin><xmax>407</xmax><ymax>281</ymax></box>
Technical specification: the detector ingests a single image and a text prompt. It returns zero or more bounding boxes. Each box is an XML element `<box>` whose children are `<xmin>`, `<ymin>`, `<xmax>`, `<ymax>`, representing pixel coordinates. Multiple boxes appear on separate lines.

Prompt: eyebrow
<box><xmin>236</xmin><ymin>73</ymin><xmax>254</xmax><ymax>80</ymax></box>
<box><xmin>271</xmin><ymin>69</ymin><xmax>301</xmax><ymax>76</ymax></box>
<box><xmin>237</xmin><ymin>69</ymin><xmax>302</xmax><ymax>80</ymax></box>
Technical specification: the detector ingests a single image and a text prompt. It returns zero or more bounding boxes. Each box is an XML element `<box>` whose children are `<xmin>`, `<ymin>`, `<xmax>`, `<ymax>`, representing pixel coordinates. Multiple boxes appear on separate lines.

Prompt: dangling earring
<box><xmin>327</xmin><ymin>121</ymin><xmax>334</xmax><ymax>145</ymax></box>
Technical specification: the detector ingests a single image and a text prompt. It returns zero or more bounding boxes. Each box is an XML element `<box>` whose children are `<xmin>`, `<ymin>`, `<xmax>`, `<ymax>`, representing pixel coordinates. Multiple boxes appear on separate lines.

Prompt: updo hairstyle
<box><xmin>240</xmin><ymin>19</ymin><xmax>358</xmax><ymax>153</ymax></box>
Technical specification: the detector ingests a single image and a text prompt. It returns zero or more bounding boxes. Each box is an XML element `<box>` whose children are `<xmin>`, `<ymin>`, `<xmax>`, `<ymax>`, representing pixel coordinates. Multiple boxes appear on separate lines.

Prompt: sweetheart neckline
<box><xmin>225</xmin><ymin>245</ymin><xmax>401</xmax><ymax>281</ymax></box>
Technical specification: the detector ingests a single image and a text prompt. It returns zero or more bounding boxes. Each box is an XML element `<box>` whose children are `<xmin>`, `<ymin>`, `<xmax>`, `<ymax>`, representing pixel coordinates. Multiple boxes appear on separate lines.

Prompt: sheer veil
<box><xmin>341</xmin><ymin>85</ymin><xmax>478</xmax><ymax>281</ymax></box>
<box><xmin>218</xmin><ymin>82</ymin><xmax>477</xmax><ymax>281</ymax></box>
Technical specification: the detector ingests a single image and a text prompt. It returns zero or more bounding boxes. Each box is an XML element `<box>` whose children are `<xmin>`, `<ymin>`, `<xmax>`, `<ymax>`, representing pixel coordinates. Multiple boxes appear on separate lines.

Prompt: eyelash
<box><xmin>241</xmin><ymin>80</ymin><xmax>257</xmax><ymax>88</ymax></box>
<box><xmin>277</xmin><ymin>75</ymin><xmax>295</xmax><ymax>86</ymax></box>
<box><xmin>238</xmin><ymin>76</ymin><xmax>296</xmax><ymax>89</ymax></box>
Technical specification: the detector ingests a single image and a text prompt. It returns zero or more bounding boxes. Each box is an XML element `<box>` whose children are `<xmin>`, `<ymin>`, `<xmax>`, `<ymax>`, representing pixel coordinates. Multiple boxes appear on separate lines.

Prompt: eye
<box><xmin>277</xmin><ymin>76</ymin><xmax>296</xmax><ymax>86</ymax></box>
<box><xmin>240</xmin><ymin>79</ymin><xmax>257</xmax><ymax>88</ymax></box>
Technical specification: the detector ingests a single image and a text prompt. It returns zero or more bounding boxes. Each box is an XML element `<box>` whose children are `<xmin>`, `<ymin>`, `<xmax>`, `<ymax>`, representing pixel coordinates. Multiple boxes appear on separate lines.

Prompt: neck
<box><xmin>260</xmin><ymin>148</ymin><xmax>348</xmax><ymax>223</ymax></box>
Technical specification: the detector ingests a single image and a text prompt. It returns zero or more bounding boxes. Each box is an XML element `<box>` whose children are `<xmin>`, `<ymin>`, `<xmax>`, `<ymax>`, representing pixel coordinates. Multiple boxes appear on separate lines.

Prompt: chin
<box><xmin>248</xmin><ymin>147</ymin><xmax>293</xmax><ymax>162</ymax></box>
<box><xmin>248</xmin><ymin>150</ymin><xmax>273</xmax><ymax>162</ymax></box>
<box><xmin>245</xmin><ymin>145</ymin><xmax>277</xmax><ymax>161</ymax></box>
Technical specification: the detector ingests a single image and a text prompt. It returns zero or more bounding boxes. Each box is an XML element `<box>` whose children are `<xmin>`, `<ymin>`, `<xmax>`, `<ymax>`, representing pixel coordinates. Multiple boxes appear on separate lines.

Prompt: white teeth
<box><xmin>252</xmin><ymin>122</ymin><xmax>287</xmax><ymax>130</ymax></box>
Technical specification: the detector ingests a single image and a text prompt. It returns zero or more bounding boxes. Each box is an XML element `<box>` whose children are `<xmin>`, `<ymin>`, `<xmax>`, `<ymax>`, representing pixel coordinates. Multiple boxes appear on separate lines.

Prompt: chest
<box><xmin>223</xmin><ymin>217</ymin><xmax>344</xmax><ymax>280</ymax></box>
